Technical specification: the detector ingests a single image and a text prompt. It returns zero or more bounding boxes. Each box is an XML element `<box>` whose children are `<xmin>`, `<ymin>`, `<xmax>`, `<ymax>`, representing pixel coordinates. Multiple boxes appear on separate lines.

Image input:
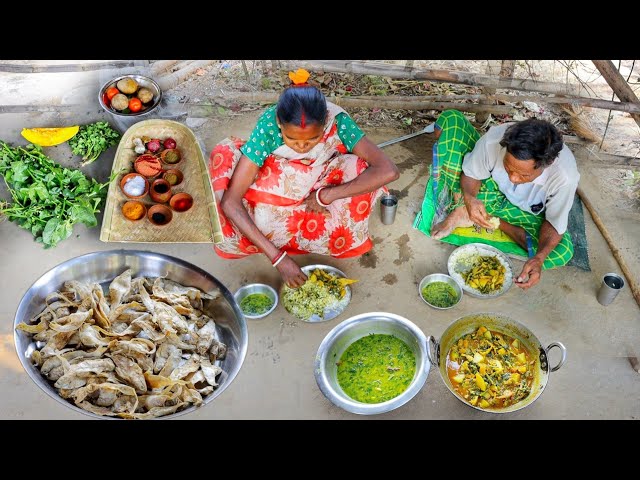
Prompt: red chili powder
<box><xmin>173</xmin><ymin>197</ymin><xmax>193</xmax><ymax>211</ymax></box>
<box><xmin>135</xmin><ymin>154</ymin><xmax>163</xmax><ymax>177</ymax></box>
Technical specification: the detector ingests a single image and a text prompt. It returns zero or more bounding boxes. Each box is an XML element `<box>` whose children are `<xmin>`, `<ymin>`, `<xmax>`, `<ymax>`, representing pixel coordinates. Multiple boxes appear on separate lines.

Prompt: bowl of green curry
<box><xmin>314</xmin><ymin>312</ymin><xmax>431</xmax><ymax>415</ymax></box>
<box><xmin>419</xmin><ymin>273</ymin><xmax>463</xmax><ymax>310</ymax></box>
<box><xmin>234</xmin><ymin>283</ymin><xmax>278</xmax><ymax>319</ymax></box>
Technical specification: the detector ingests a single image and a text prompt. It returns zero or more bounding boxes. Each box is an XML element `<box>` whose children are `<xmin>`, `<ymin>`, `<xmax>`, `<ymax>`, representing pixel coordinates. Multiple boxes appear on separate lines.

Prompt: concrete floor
<box><xmin>1</xmin><ymin>65</ymin><xmax>640</xmax><ymax>420</ymax></box>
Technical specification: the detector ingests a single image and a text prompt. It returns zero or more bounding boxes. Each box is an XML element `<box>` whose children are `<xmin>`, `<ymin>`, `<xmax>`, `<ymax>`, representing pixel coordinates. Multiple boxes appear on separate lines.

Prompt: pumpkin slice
<box><xmin>21</xmin><ymin>126</ymin><xmax>80</xmax><ymax>146</ymax></box>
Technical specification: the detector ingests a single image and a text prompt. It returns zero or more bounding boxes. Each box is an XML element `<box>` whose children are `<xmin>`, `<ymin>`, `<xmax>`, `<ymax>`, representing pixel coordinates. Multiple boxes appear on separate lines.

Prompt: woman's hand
<box><xmin>276</xmin><ymin>256</ymin><xmax>308</xmax><ymax>288</ymax></box>
<box><xmin>303</xmin><ymin>189</ymin><xmax>330</xmax><ymax>214</ymax></box>
<box><xmin>464</xmin><ymin>195</ymin><xmax>494</xmax><ymax>229</ymax></box>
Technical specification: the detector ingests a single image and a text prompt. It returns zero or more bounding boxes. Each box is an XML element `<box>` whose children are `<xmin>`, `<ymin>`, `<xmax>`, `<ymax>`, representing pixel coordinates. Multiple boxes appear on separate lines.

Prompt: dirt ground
<box><xmin>1</xmin><ymin>60</ymin><xmax>640</xmax><ymax>420</ymax></box>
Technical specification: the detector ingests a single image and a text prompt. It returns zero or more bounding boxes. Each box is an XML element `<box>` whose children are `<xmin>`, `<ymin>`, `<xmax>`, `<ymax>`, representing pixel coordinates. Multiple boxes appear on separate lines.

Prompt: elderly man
<box><xmin>428</xmin><ymin>110</ymin><xmax>580</xmax><ymax>290</ymax></box>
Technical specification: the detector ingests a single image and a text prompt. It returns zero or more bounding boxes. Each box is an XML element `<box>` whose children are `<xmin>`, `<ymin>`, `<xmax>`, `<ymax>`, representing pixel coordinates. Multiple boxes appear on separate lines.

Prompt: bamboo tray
<box><xmin>100</xmin><ymin>119</ymin><xmax>223</xmax><ymax>243</ymax></box>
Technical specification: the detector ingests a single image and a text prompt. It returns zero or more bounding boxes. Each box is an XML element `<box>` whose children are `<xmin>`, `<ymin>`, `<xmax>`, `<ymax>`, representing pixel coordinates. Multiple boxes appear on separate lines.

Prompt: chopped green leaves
<box><xmin>68</xmin><ymin>121</ymin><xmax>120</xmax><ymax>166</ymax></box>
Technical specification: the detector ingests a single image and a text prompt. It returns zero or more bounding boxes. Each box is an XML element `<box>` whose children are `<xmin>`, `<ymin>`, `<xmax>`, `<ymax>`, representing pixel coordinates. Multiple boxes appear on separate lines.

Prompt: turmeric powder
<box><xmin>122</xmin><ymin>201</ymin><xmax>145</xmax><ymax>220</ymax></box>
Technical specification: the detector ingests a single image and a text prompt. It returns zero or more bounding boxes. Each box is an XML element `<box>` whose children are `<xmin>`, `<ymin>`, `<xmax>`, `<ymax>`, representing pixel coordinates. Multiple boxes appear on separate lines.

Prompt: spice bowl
<box><xmin>147</xmin><ymin>204</ymin><xmax>173</xmax><ymax>226</ymax></box>
<box><xmin>134</xmin><ymin>153</ymin><xmax>163</xmax><ymax>179</ymax></box>
<box><xmin>418</xmin><ymin>273</ymin><xmax>463</xmax><ymax>310</ymax></box>
<box><xmin>170</xmin><ymin>192</ymin><xmax>194</xmax><ymax>212</ymax></box>
<box><xmin>163</xmin><ymin>168</ymin><xmax>184</xmax><ymax>187</ymax></box>
<box><xmin>234</xmin><ymin>283</ymin><xmax>278</xmax><ymax>319</ymax></box>
<box><xmin>160</xmin><ymin>148</ymin><xmax>182</xmax><ymax>167</ymax></box>
<box><xmin>120</xmin><ymin>172</ymin><xmax>149</xmax><ymax>199</ymax></box>
<box><xmin>121</xmin><ymin>200</ymin><xmax>147</xmax><ymax>222</ymax></box>
<box><xmin>150</xmin><ymin>178</ymin><xmax>172</xmax><ymax>203</ymax></box>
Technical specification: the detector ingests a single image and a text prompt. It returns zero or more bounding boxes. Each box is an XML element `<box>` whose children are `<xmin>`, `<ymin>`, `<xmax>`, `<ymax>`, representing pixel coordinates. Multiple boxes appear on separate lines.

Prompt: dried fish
<box><xmin>15</xmin><ymin>270</ymin><xmax>226</xmax><ymax>419</ymax></box>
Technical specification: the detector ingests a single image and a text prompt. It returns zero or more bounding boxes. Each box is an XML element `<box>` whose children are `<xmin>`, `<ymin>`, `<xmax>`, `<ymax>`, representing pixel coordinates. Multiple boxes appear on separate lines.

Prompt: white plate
<box><xmin>447</xmin><ymin>243</ymin><xmax>514</xmax><ymax>298</ymax></box>
<box><xmin>280</xmin><ymin>264</ymin><xmax>352</xmax><ymax>323</ymax></box>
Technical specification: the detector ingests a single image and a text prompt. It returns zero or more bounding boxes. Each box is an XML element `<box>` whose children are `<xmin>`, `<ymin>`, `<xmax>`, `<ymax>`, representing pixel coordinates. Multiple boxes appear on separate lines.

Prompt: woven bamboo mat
<box><xmin>100</xmin><ymin>119</ymin><xmax>223</xmax><ymax>243</ymax></box>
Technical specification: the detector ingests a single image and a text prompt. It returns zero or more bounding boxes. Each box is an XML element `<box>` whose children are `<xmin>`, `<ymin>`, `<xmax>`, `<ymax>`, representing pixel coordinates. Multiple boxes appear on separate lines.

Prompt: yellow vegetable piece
<box><xmin>337</xmin><ymin>278</ymin><xmax>359</xmax><ymax>286</ymax></box>
<box><xmin>21</xmin><ymin>126</ymin><xmax>79</xmax><ymax>146</ymax></box>
<box><xmin>472</xmin><ymin>352</ymin><xmax>484</xmax><ymax>364</ymax></box>
<box><xmin>479</xmin><ymin>399</ymin><xmax>490</xmax><ymax>408</ymax></box>
<box><xmin>484</xmin><ymin>330</ymin><xmax>492</xmax><ymax>340</ymax></box>
<box><xmin>475</xmin><ymin>372</ymin><xmax>487</xmax><ymax>391</ymax></box>
<box><xmin>516</xmin><ymin>353</ymin><xmax>526</xmax><ymax>363</ymax></box>
<box><xmin>477</xmin><ymin>326</ymin><xmax>487</xmax><ymax>335</ymax></box>
<box><xmin>498</xmin><ymin>347</ymin><xmax>506</xmax><ymax>355</ymax></box>
<box><xmin>517</xmin><ymin>365</ymin><xmax>527</xmax><ymax>374</ymax></box>
<box><xmin>511</xmin><ymin>338</ymin><xmax>519</xmax><ymax>349</ymax></box>
<box><xmin>453</xmin><ymin>374</ymin><xmax>465</xmax><ymax>383</ymax></box>
<box><xmin>479</xmin><ymin>364</ymin><xmax>486</xmax><ymax>375</ymax></box>
<box><xmin>470</xmin><ymin>396</ymin><xmax>479</xmax><ymax>406</ymax></box>
<box><xmin>510</xmin><ymin>373</ymin><xmax>521</xmax><ymax>384</ymax></box>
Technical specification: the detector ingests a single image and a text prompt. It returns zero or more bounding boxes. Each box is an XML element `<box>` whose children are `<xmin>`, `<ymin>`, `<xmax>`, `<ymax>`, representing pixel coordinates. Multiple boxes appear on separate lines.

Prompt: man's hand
<box><xmin>464</xmin><ymin>196</ymin><xmax>494</xmax><ymax>229</ymax></box>
<box><xmin>276</xmin><ymin>256</ymin><xmax>308</xmax><ymax>288</ymax></box>
<box><xmin>515</xmin><ymin>256</ymin><xmax>543</xmax><ymax>289</ymax></box>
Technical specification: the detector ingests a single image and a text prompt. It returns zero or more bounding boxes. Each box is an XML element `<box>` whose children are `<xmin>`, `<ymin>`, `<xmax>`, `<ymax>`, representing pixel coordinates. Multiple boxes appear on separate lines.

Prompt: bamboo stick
<box><xmin>188</xmin><ymin>92</ymin><xmax>513</xmax><ymax>115</ymax></box>
<box><xmin>592</xmin><ymin>60</ymin><xmax>640</xmax><ymax>128</ymax></box>
<box><xmin>199</xmin><ymin>89</ymin><xmax>640</xmax><ymax>115</ymax></box>
<box><xmin>283</xmin><ymin>60</ymin><xmax>585</xmax><ymax>97</ymax></box>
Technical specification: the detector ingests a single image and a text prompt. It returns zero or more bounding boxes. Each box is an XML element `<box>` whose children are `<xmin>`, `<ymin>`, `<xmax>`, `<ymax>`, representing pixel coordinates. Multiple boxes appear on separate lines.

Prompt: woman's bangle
<box><xmin>315</xmin><ymin>187</ymin><xmax>331</xmax><ymax>207</ymax></box>
<box><xmin>272</xmin><ymin>250</ymin><xmax>288</xmax><ymax>267</ymax></box>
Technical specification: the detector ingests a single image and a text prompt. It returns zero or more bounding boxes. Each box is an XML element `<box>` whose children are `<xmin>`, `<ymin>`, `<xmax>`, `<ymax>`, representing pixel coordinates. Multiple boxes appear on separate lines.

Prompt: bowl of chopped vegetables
<box><xmin>418</xmin><ymin>273</ymin><xmax>463</xmax><ymax>310</ymax></box>
<box><xmin>234</xmin><ymin>283</ymin><xmax>278</xmax><ymax>319</ymax></box>
<box><xmin>426</xmin><ymin>312</ymin><xmax>566</xmax><ymax>413</ymax></box>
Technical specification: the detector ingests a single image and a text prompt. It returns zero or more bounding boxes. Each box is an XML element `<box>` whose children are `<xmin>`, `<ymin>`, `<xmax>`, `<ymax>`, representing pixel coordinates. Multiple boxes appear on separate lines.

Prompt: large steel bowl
<box><xmin>314</xmin><ymin>312</ymin><xmax>431</xmax><ymax>415</ymax></box>
<box><xmin>426</xmin><ymin>312</ymin><xmax>566</xmax><ymax>413</ymax></box>
<box><xmin>13</xmin><ymin>250</ymin><xmax>248</xmax><ymax>419</ymax></box>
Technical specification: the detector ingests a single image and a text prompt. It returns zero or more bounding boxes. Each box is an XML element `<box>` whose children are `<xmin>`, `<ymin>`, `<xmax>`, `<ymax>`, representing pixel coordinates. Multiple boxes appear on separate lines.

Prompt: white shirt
<box><xmin>462</xmin><ymin>123</ymin><xmax>580</xmax><ymax>235</ymax></box>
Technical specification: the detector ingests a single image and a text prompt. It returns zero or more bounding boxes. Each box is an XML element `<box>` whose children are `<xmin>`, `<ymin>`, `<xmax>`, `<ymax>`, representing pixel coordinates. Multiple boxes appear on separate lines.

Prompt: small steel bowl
<box><xmin>418</xmin><ymin>273</ymin><xmax>463</xmax><ymax>310</ymax></box>
<box><xmin>99</xmin><ymin>74</ymin><xmax>162</xmax><ymax>117</ymax></box>
<box><xmin>234</xmin><ymin>283</ymin><xmax>278</xmax><ymax>319</ymax></box>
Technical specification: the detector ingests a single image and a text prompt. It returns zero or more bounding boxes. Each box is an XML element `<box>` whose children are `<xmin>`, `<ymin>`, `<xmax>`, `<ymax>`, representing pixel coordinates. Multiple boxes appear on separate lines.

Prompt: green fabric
<box><xmin>413</xmin><ymin>109</ymin><xmax>574</xmax><ymax>270</ymax></box>
<box><xmin>240</xmin><ymin>105</ymin><xmax>364</xmax><ymax>166</ymax></box>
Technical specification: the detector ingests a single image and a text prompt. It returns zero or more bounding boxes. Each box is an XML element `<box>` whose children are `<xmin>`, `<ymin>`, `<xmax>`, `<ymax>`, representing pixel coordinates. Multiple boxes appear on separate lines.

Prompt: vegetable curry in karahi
<box><xmin>446</xmin><ymin>326</ymin><xmax>534</xmax><ymax>410</ymax></box>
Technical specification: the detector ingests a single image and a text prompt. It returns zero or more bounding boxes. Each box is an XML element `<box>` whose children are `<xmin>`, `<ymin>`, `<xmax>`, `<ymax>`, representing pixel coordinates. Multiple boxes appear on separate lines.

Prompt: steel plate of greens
<box><xmin>336</xmin><ymin>334</ymin><xmax>416</xmax><ymax>403</ymax></box>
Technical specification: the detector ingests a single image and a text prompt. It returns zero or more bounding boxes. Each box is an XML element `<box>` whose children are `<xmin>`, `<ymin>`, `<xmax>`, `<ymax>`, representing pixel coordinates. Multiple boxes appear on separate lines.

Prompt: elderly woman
<box><xmin>208</xmin><ymin>69</ymin><xmax>399</xmax><ymax>288</ymax></box>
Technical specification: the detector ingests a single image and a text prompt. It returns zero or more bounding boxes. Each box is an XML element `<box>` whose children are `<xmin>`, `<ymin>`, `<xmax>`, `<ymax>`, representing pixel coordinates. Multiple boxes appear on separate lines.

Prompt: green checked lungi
<box><xmin>413</xmin><ymin>109</ymin><xmax>573</xmax><ymax>270</ymax></box>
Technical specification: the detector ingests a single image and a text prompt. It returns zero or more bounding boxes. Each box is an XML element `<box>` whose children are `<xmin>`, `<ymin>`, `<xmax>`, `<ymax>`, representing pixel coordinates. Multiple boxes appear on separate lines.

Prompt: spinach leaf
<box><xmin>0</xmin><ymin>141</ymin><xmax>111</xmax><ymax>248</ymax></box>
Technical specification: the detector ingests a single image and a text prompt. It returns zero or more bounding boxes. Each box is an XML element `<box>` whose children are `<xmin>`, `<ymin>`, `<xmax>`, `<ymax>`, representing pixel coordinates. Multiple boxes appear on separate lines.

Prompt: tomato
<box><xmin>128</xmin><ymin>97</ymin><xmax>143</xmax><ymax>113</ymax></box>
<box><xmin>106</xmin><ymin>87</ymin><xmax>120</xmax><ymax>100</ymax></box>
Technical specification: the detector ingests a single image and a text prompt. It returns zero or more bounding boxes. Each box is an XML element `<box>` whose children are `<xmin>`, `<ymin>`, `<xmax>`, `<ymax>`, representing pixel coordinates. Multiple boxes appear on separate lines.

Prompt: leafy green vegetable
<box><xmin>68</xmin><ymin>121</ymin><xmax>120</xmax><ymax>166</ymax></box>
<box><xmin>0</xmin><ymin>141</ymin><xmax>111</xmax><ymax>248</ymax></box>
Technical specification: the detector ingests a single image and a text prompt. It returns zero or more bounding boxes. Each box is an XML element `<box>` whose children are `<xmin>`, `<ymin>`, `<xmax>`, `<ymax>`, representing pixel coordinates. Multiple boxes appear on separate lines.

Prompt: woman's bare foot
<box><xmin>431</xmin><ymin>206</ymin><xmax>474</xmax><ymax>239</ymax></box>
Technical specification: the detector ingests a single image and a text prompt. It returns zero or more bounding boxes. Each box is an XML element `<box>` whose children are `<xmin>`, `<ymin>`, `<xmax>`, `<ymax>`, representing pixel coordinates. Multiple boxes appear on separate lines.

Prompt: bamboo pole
<box><xmin>188</xmin><ymin>92</ymin><xmax>513</xmax><ymax>115</ymax></box>
<box><xmin>283</xmin><ymin>60</ymin><xmax>585</xmax><ymax>97</ymax></box>
<box><xmin>592</xmin><ymin>60</ymin><xmax>640</xmax><ymax>128</ymax></box>
<box><xmin>576</xmin><ymin>186</ymin><xmax>640</xmax><ymax>308</ymax></box>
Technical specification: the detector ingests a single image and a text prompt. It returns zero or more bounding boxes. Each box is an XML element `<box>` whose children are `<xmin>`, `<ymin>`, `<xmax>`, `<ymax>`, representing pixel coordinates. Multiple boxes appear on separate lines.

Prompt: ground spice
<box><xmin>164</xmin><ymin>172</ymin><xmax>179</xmax><ymax>185</ymax></box>
<box><xmin>134</xmin><ymin>154</ymin><xmax>163</xmax><ymax>177</ymax></box>
<box><xmin>161</xmin><ymin>148</ymin><xmax>181</xmax><ymax>165</ymax></box>
<box><xmin>173</xmin><ymin>197</ymin><xmax>193</xmax><ymax>211</ymax></box>
<box><xmin>122</xmin><ymin>201</ymin><xmax>145</xmax><ymax>220</ymax></box>
<box><xmin>152</xmin><ymin>212</ymin><xmax>167</xmax><ymax>224</ymax></box>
